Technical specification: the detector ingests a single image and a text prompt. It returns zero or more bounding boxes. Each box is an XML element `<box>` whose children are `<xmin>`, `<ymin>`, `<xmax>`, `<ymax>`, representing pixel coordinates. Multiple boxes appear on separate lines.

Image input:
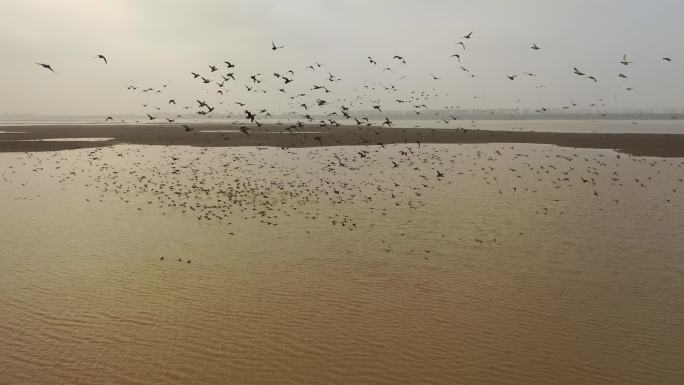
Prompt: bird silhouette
<box><xmin>36</xmin><ymin>62</ymin><xmax>57</xmax><ymax>73</ymax></box>
<box><xmin>393</xmin><ymin>55</ymin><xmax>406</xmax><ymax>65</ymax></box>
<box><xmin>96</xmin><ymin>54</ymin><xmax>107</xmax><ymax>64</ymax></box>
<box><xmin>271</xmin><ymin>41</ymin><xmax>284</xmax><ymax>51</ymax></box>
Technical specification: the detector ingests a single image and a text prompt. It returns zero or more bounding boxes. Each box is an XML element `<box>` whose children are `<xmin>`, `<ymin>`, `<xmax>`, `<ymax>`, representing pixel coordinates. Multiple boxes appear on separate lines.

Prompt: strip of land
<box><xmin>1</xmin><ymin>123</ymin><xmax>683</xmax><ymax>157</ymax></box>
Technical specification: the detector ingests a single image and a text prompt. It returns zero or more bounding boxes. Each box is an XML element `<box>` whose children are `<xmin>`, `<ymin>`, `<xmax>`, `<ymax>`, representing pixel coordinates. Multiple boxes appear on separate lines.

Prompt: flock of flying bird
<box><xmin>5</xmin><ymin>137</ymin><xmax>682</xmax><ymax>256</ymax></box>
<box><xmin>24</xmin><ymin>32</ymin><xmax>682</xmax><ymax>255</ymax></box>
<box><xmin>35</xmin><ymin>31</ymin><xmax>676</xmax><ymax>130</ymax></box>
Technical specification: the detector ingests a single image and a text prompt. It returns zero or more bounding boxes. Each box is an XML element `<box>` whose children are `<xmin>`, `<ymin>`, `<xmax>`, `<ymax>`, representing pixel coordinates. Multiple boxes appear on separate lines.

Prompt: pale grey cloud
<box><xmin>1</xmin><ymin>0</ymin><xmax>682</xmax><ymax>116</ymax></box>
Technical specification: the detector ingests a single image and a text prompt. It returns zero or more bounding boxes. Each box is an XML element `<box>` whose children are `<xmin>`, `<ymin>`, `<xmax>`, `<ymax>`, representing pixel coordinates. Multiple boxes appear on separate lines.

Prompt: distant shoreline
<box><xmin>1</xmin><ymin>123</ymin><xmax>683</xmax><ymax>157</ymax></box>
<box><xmin>1</xmin><ymin>113</ymin><xmax>683</xmax><ymax>121</ymax></box>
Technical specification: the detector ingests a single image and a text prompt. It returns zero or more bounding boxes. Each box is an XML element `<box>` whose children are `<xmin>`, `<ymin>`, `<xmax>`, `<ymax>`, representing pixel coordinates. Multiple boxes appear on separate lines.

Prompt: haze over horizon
<box><xmin>3</xmin><ymin>3</ymin><xmax>684</xmax><ymax>385</ymax></box>
<box><xmin>2</xmin><ymin>0</ymin><xmax>683</xmax><ymax>117</ymax></box>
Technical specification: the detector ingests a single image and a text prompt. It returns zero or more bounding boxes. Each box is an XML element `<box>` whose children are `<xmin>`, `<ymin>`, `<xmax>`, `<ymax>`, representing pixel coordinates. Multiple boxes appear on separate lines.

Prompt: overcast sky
<box><xmin>1</xmin><ymin>0</ymin><xmax>683</xmax><ymax>116</ymax></box>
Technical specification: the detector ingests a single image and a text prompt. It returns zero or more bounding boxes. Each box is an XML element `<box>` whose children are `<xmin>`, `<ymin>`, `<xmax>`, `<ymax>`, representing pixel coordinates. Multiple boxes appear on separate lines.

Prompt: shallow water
<box><xmin>3</xmin><ymin>119</ymin><xmax>684</xmax><ymax>134</ymax></box>
<box><xmin>1</xmin><ymin>143</ymin><xmax>683</xmax><ymax>385</ymax></box>
<box><xmin>0</xmin><ymin>137</ymin><xmax>115</xmax><ymax>142</ymax></box>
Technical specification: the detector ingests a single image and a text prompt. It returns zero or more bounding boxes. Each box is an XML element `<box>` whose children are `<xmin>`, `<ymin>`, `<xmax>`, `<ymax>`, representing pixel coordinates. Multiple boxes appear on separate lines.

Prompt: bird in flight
<box><xmin>463</xmin><ymin>31</ymin><xmax>473</xmax><ymax>39</ymax></box>
<box><xmin>506</xmin><ymin>74</ymin><xmax>518</xmax><ymax>80</ymax></box>
<box><xmin>96</xmin><ymin>54</ymin><xmax>108</xmax><ymax>64</ymax></box>
<box><xmin>393</xmin><ymin>55</ymin><xmax>406</xmax><ymax>65</ymax></box>
<box><xmin>619</xmin><ymin>54</ymin><xmax>631</xmax><ymax>65</ymax></box>
<box><xmin>368</xmin><ymin>57</ymin><xmax>377</xmax><ymax>65</ymax></box>
<box><xmin>531</xmin><ymin>43</ymin><xmax>540</xmax><ymax>50</ymax></box>
<box><xmin>573</xmin><ymin>67</ymin><xmax>585</xmax><ymax>76</ymax></box>
<box><xmin>450</xmin><ymin>54</ymin><xmax>461</xmax><ymax>62</ymax></box>
<box><xmin>250</xmin><ymin>74</ymin><xmax>262</xmax><ymax>83</ymax></box>
<box><xmin>430</xmin><ymin>74</ymin><xmax>440</xmax><ymax>80</ymax></box>
<box><xmin>662</xmin><ymin>57</ymin><xmax>672</xmax><ymax>62</ymax></box>
<box><xmin>271</xmin><ymin>41</ymin><xmax>284</xmax><ymax>51</ymax></box>
<box><xmin>36</xmin><ymin>62</ymin><xmax>57</xmax><ymax>73</ymax></box>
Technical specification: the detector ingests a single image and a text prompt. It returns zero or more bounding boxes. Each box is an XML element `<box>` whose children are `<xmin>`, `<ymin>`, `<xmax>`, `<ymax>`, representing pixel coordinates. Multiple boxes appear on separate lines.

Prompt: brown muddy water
<box><xmin>1</xmin><ymin>143</ymin><xmax>683</xmax><ymax>385</ymax></box>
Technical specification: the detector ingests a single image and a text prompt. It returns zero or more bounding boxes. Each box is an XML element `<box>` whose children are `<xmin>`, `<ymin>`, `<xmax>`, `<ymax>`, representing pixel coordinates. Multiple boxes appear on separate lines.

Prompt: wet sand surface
<box><xmin>1</xmin><ymin>137</ymin><xmax>683</xmax><ymax>384</ymax></box>
<box><xmin>1</xmin><ymin>122</ymin><xmax>684</xmax><ymax>157</ymax></box>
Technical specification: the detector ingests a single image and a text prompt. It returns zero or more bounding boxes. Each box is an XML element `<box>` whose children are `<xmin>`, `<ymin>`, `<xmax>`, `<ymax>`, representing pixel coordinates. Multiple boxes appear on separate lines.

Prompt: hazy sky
<box><xmin>1</xmin><ymin>0</ymin><xmax>683</xmax><ymax>116</ymax></box>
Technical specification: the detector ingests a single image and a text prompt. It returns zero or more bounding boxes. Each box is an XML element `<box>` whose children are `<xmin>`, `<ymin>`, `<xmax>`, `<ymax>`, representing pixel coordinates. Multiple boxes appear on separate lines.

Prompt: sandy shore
<box><xmin>1</xmin><ymin>123</ymin><xmax>683</xmax><ymax>157</ymax></box>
